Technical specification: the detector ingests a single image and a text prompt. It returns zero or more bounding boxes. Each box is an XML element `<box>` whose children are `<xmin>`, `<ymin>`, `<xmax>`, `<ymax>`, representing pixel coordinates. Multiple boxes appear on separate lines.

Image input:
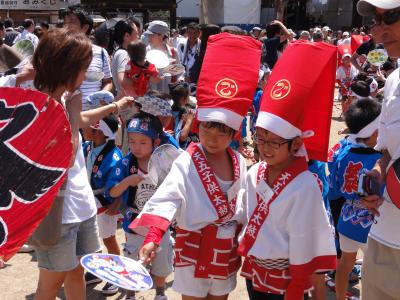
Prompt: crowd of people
<box><xmin>0</xmin><ymin>0</ymin><xmax>400</xmax><ymax>300</ymax></box>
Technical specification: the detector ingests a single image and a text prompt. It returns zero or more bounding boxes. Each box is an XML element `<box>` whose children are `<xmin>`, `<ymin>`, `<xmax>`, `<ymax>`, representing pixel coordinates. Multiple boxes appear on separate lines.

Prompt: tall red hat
<box><xmin>256</xmin><ymin>41</ymin><xmax>337</xmax><ymax>161</ymax></box>
<box><xmin>196</xmin><ymin>32</ymin><xmax>261</xmax><ymax>130</ymax></box>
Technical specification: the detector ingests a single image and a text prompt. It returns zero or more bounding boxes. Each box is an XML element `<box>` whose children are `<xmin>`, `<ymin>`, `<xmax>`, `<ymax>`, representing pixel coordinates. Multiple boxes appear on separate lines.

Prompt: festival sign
<box><xmin>0</xmin><ymin>87</ymin><xmax>71</xmax><ymax>261</ymax></box>
<box><xmin>0</xmin><ymin>0</ymin><xmax>60</xmax><ymax>10</ymax></box>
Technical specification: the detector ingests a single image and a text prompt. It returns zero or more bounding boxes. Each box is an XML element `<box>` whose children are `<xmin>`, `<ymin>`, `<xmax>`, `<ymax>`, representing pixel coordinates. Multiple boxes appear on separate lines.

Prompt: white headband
<box><xmin>90</xmin><ymin>120</ymin><xmax>116</xmax><ymax>140</ymax></box>
<box><xmin>348</xmin><ymin>115</ymin><xmax>379</xmax><ymax>144</ymax></box>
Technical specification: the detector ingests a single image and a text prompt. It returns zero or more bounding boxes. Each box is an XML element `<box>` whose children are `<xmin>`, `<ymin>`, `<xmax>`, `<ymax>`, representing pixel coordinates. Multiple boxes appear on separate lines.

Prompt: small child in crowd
<box><xmin>125</xmin><ymin>40</ymin><xmax>162</xmax><ymax>97</ymax></box>
<box><xmin>169</xmin><ymin>82</ymin><xmax>195</xmax><ymax>149</ymax></box>
<box><xmin>336</xmin><ymin>53</ymin><xmax>359</xmax><ymax>115</ymax></box>
<box><xmin>82</xmin><ymin>114</ymin><xmax>123</xmax><ymax>295</ymax></box>
<box><xmin>329</xmin><ymin>99</ymin><xmax>382</xmax><ymax>300</ymax></box>
<box><xmin>106</xmin><ymin>113</ymin><xmax>173</xmax><ymax>300</ymax></box>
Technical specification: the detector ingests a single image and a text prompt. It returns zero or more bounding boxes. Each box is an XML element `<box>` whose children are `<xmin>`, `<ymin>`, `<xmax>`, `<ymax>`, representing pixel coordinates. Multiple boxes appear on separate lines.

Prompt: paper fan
<box><xmin>146</xmin><ymin>50</ymin><xmax>169</xmax><ymax>69</ymax></box>
<box><xmin>367</xmin><ymin>49</ymin><xmax>388</xmax><ymax>67</ymax></box>
<box><xmin>147</xmin><ymin>144</ymin><xmax>182</xmax><ymax>186</ymax></box>
<box><xmin>81</xmin><ymin>253</ymin><xmax>153</xmax><ymax>291</ymax></box>
<box><xmin>0</xmin><ymin>87</ymin><xmax>72</xmax><ymax>261</ymax></box>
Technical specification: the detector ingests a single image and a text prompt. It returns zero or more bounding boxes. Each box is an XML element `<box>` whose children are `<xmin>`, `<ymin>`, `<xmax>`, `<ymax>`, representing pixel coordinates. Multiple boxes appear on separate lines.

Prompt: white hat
<box><xmin>342</xmin><ymin>31</ymin><xmax>350</xmax><ymax>37</ymax></box>
<box><xmin>322</xmin><ymin>26</ymin><xmax>330</xmax><ymax>32</ymax></box>
<box><xmin>342</xmin><ymin>53</ymin><xmax>352</xmax><ymax>59</ymax></box>
<box><xmin>357</xmin><ymin>0</ymin><xmax>400</xmax><ymax>16</ymax></box>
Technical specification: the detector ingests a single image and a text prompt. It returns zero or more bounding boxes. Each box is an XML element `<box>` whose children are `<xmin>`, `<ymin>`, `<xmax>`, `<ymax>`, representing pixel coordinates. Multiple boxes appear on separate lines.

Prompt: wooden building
<box><xmin>81</xmin><ymin>0</ymin><xmax>177</xmax><ymax>28</ymax></box>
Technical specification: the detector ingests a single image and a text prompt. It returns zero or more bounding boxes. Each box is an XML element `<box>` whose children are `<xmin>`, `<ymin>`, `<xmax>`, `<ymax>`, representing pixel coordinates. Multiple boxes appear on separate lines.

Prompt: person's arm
<box><xmin>79</xmin><ymin>96</ymin><xmax>134</xmax><ymax>128</ymax></box>
<box><xmin>101</xmin><ymin>77</ymin><xmax>113</xmax><ymax>92</ymax></box>
<box><xmin>271</xmin><ymin>20</ymin><xmax>291</xmax><ymax>43</ymax></box>
<box><xmin>109</xmin><ymin>174</ymin><xmax>144</xmax><ymax>198</ymax></box>
<box><xmin>362</xmin><ymin>150</ymin><xmax>391</xmax><ymax>216</ymax></box>
<box><xmin>179</xmin><ymin>112</ymin><xmax>194</xmax><ymax>142</ymax></box>
<box><xmin>101</xmin><ymin>49</ymin><xmax>113</xmax><ymax>92</ymax></box>
<box><xmin>65</xmin><ymin>92</ymin><xmax>83</xmax><ymax>167</ymax></box>
<box><xmin>351</xmin><ymin>52</ymin><xmax>365</xmax><ymax>73</ymax></box>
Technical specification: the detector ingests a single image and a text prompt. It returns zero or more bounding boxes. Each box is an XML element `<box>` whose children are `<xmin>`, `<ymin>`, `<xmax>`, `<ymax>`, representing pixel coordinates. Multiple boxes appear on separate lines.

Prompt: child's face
<box><xmin>255</xmin><ymin>128</ymin><xmax>298</xmax><ymax>168</ymax></box>
<box><xmin>128</xmin><ymin>132</ymin><xmax>154</xmax><ymax>159</ymax></box>
<box><xmin>82</xmin><ymin>127</ymin><xmax>104</xmax><ymax>142</ymax></box>
<box><xmin>199</xmin><ymin>123</ymin><xmax>233</xmax><ymax>155</ymax></box>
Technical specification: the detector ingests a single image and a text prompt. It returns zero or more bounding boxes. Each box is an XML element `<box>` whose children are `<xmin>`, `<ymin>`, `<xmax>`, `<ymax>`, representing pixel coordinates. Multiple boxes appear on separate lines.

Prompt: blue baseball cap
<box><xmin>127</xmin><ymin>117</ymin><xmax>159</xmax><ymax>140</ymax></box>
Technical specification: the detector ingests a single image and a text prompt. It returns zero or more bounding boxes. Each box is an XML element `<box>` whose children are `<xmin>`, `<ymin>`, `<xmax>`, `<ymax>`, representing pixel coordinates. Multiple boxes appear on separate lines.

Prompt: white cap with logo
<box><xmin>357</xmin><ymin>0</ymin><xmax>400</xmax><ymax>16</ymax></box>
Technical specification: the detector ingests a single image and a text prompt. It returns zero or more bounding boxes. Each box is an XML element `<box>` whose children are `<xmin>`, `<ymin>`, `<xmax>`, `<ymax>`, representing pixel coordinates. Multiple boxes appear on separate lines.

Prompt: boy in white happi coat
<box><xmin>237</xmin><ymin>41</ymin><xmax>338</xmax><ymax>300</ymax></box>
<box><xmin>130</xmin><ymin>33</ymin><xmax>262</xmax><ymax>300</ymax></box>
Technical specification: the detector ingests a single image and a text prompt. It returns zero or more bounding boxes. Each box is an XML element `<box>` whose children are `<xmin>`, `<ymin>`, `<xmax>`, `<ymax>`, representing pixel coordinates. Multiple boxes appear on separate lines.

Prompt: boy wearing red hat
<box><xmin>238</xmin><ymin>41</ymin><xmax>337</xmax><ymax>300</ymax></box>
<box><xmin>130</xmin><ymin>33</ymin><xmax>261</xmax><ymax>299</ymax></box>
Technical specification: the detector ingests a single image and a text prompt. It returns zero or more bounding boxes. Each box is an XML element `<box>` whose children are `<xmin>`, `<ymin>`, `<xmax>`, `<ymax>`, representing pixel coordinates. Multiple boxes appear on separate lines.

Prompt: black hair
<box><xmin>382</xmin><ymin>61</ymin><xmax>395</xmax><ymax>72</ymax></box>
<box><xmin>200</xmin><ymin>121</ymin><xmax>235</xmax><ymax>136</ymax></box>
<box><xmin>266</xmin><ymin>23</ymin><xmax>280</xmax><ymax>39</ymax></box>
<box><xmin>127</xmin><ymin>40</ymin><xmax>146</xmax><ymax>63</ymax></box>
<box><xmin>103</xmin><ymin>113</ymin><xmax>119</xmax><ymax>133</ymax></box>
<box><xmin>108</xmin><ymin>19</ymin><xmax>136</xmax><ymax>54</ymax></box>
<box><xmin>0</xmin><ymin>21</ymin><xmax>4</xmax><ymax>31</ymax></box>
<box><xmin>4</xmin><ymin>18</ymin><xmax>13</xmax><ymax>28</ymax></box>
<box><xmin>344</xmin><ymin>98</ymin><xmax>381</xmax><ymax>134</ymax></box>
<box><xmin>221</xmin><ymin>25</ymin><xmax>244</xmax><ymax>35</ymax></box>
<box><xmin>23</xmin><ymin>19</ymin><xmax>34</xmax><ymax>29</ymax></box>
<box><xmin>312</xmin><ymin>31</ymin><xmax>323</xmax><ymax>42</ymax></box>
<box><xmin>179</xmin><ymin>26</ymin><xmax>187</xmax><ymax>36</ymax></box>
<box><xmin>169</xmin><ymin>82</ymin><xmax>190</xmax><ymax>112</ymax></box>
<box><xmin>350</xmin><ymin>80</ymin><xmax>371</xmax><ymax>98</ymax></box>
<box><xmin>354</xmin><ymin>72</ymin><xmax>369</xmax><ymax>82</ymax></box>
<box><xmin>127</xmin><ymin>16</ymin><xmax>142</xmax><ymax>33</ymax></box>
<box><xmin>187</xmin><ymin>22</ymin><xmax>200</xmax><ymax>30</ymax></box>
<box><xmin>40</xmin><ymin>21</ymin><xmax>49</xmax><ymax>30</ymax></box>
<box><xmin>130</xmin><ymin>111</ymin><xmax>164</xmax><ymax>138</ymax></box>
<box><xmin>64</xmin><ymin>5</ymin><xmax>93</xmax><ymax>35</ymax></box>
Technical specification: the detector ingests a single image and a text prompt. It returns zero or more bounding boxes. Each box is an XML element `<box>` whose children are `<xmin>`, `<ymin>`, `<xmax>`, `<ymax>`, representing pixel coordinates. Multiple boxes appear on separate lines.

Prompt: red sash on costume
<box><xmin>186</xmin><ymin>143</ymin><xmax>240</xmax><ymax>223</ymax></box>
<box><xmin>237</xmin><ymin>158</ymin><xmax>308</xmax><ymax>256</ymax></box>
<box><xmin>173</xmin><ymin>143</ymin><xmax>242</xmax><ymax>279</ymax></box>
<box><xmin>175</xmin><ymin>225</ymin><xmax>241</xmax><ymax>279</ymax></box>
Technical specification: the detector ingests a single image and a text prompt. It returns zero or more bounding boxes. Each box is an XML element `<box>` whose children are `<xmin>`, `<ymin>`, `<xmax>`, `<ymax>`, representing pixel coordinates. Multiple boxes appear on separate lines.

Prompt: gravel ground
<box><xmin>0</xmin><ymin>99</ymin><xmax>361</xmax><ymax>300</ymax></box>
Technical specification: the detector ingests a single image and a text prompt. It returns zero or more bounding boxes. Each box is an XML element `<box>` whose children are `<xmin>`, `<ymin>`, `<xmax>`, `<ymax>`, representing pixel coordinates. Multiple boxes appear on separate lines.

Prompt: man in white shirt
<box><xmin>357</xmin><ymin>1</ymin><xmax>400</xmax><ymax>299</ymax></box>
<box><xmin>337</xmin><ymin>31</ymin><xmax>351</xmax><ymax>46</ymax></box>
<box><xmin>13</xmin><ymin>19</ymin><xmax>39</xmax><ymax>48</ymax></box>
<box><xmin>177</xmin><ymin>22</ymin><xmax>201</xmax><ymax>82</ymax></box>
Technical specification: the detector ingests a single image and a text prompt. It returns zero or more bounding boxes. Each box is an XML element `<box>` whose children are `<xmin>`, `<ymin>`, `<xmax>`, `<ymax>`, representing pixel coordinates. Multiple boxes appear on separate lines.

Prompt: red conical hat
<box><xmin>256</xmin><ymin>41</ymin><xmax>337</xmax><ymax>161</ymax></box>
<box><xmin>196</xmin><ymin>32</ymin><xmax>262</xmax><ymax>130</ymax></box>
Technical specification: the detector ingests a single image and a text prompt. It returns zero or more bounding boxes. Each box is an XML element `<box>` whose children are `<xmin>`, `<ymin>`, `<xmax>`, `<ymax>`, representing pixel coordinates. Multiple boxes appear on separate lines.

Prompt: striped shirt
<box><xmin>80</xmin><ymin>45</ymin><xmax>112</xmax><ymax>111</ymax></box>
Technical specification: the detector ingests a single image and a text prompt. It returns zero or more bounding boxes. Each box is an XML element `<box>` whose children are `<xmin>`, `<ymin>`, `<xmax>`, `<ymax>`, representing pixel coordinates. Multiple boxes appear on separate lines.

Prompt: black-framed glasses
<box><xmin>373</xmin><ymin>9</ymin><xmax>400</xmax><ymax>26</ymax></box>
<box><xmin>254</xmin><ymin>135</ymin><xmax>292</xmax><ymax>150</ymax></box>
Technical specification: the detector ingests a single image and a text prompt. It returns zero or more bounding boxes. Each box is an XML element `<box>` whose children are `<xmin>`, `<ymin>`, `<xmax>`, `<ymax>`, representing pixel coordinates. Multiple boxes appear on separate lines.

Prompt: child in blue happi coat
<box><xmin>82</xmin><ymin>113</ymin><xmax>123</xmax><ymax>294</ymax></box>
<box><xmin>329</xmin><ymin>99</ymin><xmax>382</xmax><ymax>300</ymax></box>
<box><xmin>106</xmin><ymin>112</ymin><xmax>173</xmax><ymax>300</ymax></box>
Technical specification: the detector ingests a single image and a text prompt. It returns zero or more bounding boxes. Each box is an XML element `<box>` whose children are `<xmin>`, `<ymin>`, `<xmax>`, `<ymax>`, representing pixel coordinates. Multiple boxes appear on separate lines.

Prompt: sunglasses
<box><xmin>373</xmin><ymin>9</ymin><xmax>400</xmax><ymax>26</ymax></box>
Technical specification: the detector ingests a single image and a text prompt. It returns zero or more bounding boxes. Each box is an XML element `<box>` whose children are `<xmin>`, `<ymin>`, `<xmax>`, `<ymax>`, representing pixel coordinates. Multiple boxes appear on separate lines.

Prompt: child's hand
<box><xmin>127</xmin><ymin>174</ymin><xmax>145</xmax><ymax>187</ymax></box>
<box><xmin>139</xmin><ymin>242</ymin><xmax>158</xmax><ymax>265</ymax></box>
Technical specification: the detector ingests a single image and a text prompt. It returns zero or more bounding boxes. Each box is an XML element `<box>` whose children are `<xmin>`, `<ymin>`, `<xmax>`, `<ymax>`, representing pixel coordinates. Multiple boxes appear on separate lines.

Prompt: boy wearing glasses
<box><xmin>131</xmin><ymin>33</ymin><xmax>261</xmax><ymax>300</ymax></box>
<box><xmin>356</xmin><ymin>1</ymin><xmax>400</xmax><ymax>299</ymax></box>
<box><xmin>238</xmin><ymin>42</ymin><xmax>337</xmax><ymax>300</ymax></box>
